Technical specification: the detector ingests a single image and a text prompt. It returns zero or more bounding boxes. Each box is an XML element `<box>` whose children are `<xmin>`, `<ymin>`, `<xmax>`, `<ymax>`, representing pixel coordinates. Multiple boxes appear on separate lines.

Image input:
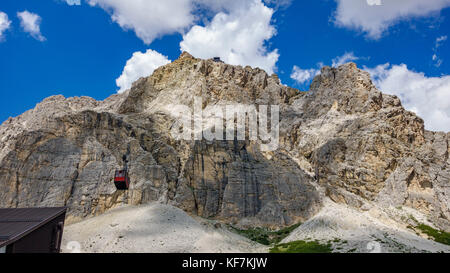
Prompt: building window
<box><xmin>0</xmin><ymin>246</ymin><xmax>5</xmax><ymax>253</ymax></box>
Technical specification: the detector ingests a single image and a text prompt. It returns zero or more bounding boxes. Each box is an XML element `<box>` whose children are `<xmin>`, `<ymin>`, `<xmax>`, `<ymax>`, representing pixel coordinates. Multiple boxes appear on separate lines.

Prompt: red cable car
<box><xmin>114</xmin><ymin>169</ymin><xmax>130</xmax><ymax>190</ymax></box>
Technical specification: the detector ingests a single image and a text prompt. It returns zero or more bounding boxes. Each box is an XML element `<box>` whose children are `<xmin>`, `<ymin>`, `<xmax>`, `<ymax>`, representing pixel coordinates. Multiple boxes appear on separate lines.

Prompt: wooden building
<box><xmin>0</xmin><ymin>207</ymin><xmax>67</xmax><ymax>253</ymax></box>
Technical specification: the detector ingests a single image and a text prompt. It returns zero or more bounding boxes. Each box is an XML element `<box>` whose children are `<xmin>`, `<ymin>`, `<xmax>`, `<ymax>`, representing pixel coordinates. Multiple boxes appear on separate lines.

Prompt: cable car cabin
<box><xmin>114</xmin><ymin>170</ymin><xmax>130</xmax><ymax>190</ymax></box>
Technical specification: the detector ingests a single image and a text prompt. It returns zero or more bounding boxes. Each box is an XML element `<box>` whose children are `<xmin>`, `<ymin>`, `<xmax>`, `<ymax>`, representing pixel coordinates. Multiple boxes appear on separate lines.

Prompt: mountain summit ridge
<box><xmin>0</xmin><ymin>52</ymin><xmax>448</xmax><ymax>233</ymax></box>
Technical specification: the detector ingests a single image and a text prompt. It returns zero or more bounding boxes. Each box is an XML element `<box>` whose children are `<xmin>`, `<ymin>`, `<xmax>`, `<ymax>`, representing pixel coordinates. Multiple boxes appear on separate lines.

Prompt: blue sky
<box><xmin>0</xmin><ymin>0</ymin><xmax>449</xmax><ymax>131</ymax></box>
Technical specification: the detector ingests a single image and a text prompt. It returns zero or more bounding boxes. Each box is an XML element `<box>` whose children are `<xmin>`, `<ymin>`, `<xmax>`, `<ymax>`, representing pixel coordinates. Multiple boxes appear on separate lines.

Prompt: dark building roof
<box><xmin>0</xmin><ymin>207</ymin><xmax>67</xmax><ymax>248</ymax></box>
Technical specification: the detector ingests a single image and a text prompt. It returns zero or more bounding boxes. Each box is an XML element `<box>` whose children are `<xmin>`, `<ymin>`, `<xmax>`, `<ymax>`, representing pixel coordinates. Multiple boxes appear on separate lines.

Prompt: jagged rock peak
<box><xmin>178</xmin><ymin>51</ymin><xmax>195</xmax><ymax>60</ymax></box>
<box><xmin>311</xmin><ymin>62</ymin><xmax>374</xmax><ymax>90</ymax></box>
<box><xmin>118</xmin><ymin>51</ymin><xmax>299</xmax><ymax>114</ymax></box>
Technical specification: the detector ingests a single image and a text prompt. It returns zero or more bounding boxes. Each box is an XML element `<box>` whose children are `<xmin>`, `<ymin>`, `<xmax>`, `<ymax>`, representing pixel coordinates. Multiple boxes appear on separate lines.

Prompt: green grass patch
<box><xmin>269</xmin><ymin>240</ymin><xmax>332</xmax><ymax>253</ymax></box>
<box><xmin>231</xmin><ymin>222</ymin><xmax>302</xmax><ymax>246</ymax></box>
<box><xmin>231</xmin><ymin>227</ymin><xmax>271</xmax><ymax>245</ymax></box>
<box><xmin>416</xmin><ymin>224</ymin><xmax>450</xmax><ymax>246</ymax></box>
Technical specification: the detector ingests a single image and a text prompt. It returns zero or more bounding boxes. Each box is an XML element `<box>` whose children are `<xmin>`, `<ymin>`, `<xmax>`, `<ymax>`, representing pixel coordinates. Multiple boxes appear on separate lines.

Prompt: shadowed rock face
<box><xmin>181</xmin><ymin>140</ymin><xmax>320</xmax><ymax>227</ymax></box>
<box><xmin>0</xmin><ymin>52</ymin><xmax>448</xmax><ymax>230</ymax></box>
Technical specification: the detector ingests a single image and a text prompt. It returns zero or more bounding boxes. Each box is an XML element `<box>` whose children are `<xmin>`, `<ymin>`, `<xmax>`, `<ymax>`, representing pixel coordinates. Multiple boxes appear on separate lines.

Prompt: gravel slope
<box><xmin>62</xmin><ymin>199</ymin><xmax>449</xmax><ymax>253</ymax></box>
<box><xmin>61</xmin><ymin>203</ymin><xmax>267</xmax><ymax>253</ymax></box>
<box><xmin>283</xmin><ymin>198</ymin><xmax>450</xmax><ymax>253</ymax></box>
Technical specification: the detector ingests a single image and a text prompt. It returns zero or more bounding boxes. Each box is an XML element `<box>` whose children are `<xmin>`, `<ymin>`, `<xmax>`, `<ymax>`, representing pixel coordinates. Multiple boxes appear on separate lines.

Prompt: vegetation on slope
<box><xmin>231</xmin><ymin>222</ymin><xmax>333</xmax><ymax>253</ymax></box>
<box><xmin>406</xmin><ymin>215</ymin><xmax>450</xmax><ymax>246</ymax></box>
<box><xmin>416</xmin><ymin>224</ymin><xmax>450</xmax><ymax>246</ymax></box>
<box><xmin>269</xmin><ymin>240</ymin><xmax>333</xmax><ymax>253</ymax></box>
<box><xmin>231</xmin><ymin>222</ymin><xmax>302</xmax><ymax>246</ymax></box>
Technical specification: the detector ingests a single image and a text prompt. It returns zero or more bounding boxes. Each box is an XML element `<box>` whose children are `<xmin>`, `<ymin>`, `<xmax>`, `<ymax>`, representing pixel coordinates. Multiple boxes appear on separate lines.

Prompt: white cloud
<box><xmin>17</xmin><ymin>11</ymin><xmax>46</xmax><ymax>42</ymax></box>
<box><xmin>116</xmin><ymin>49</ymin><xmax>171</xmax><ymax>93</ymax></box>
<box><xmin>433</xmin><ymin>55</ymin><xmax>443</xmax><ymax>68</ymax></box>
<box><xmin>290</xmin><ymin>66</ymin><xmax>320</xmax><ymax>85</ymax></box>
<box><xmin>332</xmin><ymin>52</ymin><xmax>359</xmax><ymax>67</ymax></box>
<box><xmin>432</xmin><ymin>35</ymin><xmax>447</xmax><ymax>67</ymax></box>
<box><xmin>99</xmin><ymin>1</ymin><xmax>281</xmax><ymax>90</ymax></box>
<box><xmin>64</xmin><ymin>0</ymin><xmax>81</xmax><ymax>5</ymax></box>
<box><xmin>180</xmin><ymin>0</ymin><xmax>279</xmax><ymax>75</ymax></box>
<box><xmin>436</xmin><ymin>35</ymin><xmax>448</xmax><ymax>46</ymax></box>
<box><xmin>87</xmin><ymin>0</ymin><xmax>196</xmax><ymax>45</ymax></box>
<box><xmin>333</xmin><ymin>0</ymin><xmax>450</xmax><ymax>39</ymax></box>
<box><xmin>87</xmin><ymin>0</ymin><xmax>254</xmax><ymax>45</ymax></box>
<box><xmin>0</xmin><ymin>12</ymin><xmax>11</xmax><ymax>41</ymax></box>
<box><xmin>366</xmin><ymin>0</ymin><xmax>382</xmax><ymax>6</ymax></box>
<box><xmin>366</xmin><ymin>63</ymin><xmax>450</xmax><ymax>132</ymax></box>
<box><xmin>263</xmin><ymin>0</ymin><xmax>292</xmax><ymax>9</ymax></box>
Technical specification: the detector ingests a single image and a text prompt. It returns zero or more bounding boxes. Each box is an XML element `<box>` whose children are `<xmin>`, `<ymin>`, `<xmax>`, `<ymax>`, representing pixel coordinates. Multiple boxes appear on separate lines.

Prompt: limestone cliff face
<box><xmin>0</xmin><ymin>52</ymin><xmax>448</xmax><ymax>230</ymax></box>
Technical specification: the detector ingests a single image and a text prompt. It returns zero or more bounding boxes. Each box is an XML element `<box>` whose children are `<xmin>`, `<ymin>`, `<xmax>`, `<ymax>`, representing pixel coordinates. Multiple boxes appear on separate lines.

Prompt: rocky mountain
<box><xmin>0</xmin><ymin>52</ymin><xmax>448</xmax><ymax>234</ymax></box>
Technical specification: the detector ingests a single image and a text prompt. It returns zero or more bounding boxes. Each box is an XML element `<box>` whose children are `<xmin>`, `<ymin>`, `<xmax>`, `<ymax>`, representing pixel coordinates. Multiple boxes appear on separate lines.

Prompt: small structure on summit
<box><xmin>213</xmin><ymin>57</ymin><xmax>223</xmax><ymax>63</ymax></box>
